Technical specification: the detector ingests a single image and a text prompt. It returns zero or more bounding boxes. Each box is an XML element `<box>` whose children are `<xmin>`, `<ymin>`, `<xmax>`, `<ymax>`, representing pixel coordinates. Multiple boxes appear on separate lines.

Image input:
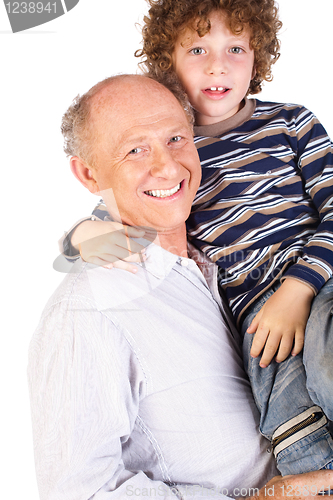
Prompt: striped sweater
<box><xmin>189</xmin><ymin>98</ymin><xmax>333</xmax><ymax>325</ymax></box>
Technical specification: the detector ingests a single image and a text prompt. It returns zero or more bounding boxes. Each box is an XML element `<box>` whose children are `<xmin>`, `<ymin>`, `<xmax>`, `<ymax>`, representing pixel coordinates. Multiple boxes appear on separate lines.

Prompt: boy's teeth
<box><xmin>210</xmin><ymin>87</ymin><xmax>224</xmax><ymax>91</ymax></box>
<box><xmin>146</xmin><ymin>183</ymin><xmax>181</xmax><ymax>198</ymax></box>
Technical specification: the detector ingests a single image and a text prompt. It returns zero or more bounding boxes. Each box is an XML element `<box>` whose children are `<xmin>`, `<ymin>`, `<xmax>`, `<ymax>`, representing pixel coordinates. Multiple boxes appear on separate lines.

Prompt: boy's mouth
<box><xmin>207</xmin><ymin>87</ymin><xmax>227</xmax><ymax>92</ymax></box>
<box><xmin>202</xmin><ymin>87</ymin><xmax>230</xmax><ymax>98</ymax></box>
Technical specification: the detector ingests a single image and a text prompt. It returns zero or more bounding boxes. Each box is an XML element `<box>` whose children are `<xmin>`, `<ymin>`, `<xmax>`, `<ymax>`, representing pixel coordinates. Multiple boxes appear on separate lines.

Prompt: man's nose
<box><xmin>207</xmin><ymin>51</ymin><xmax>228</xmax><ymax>75</ymax></box>
<box><xmin>150</xmin><ymin>147</ymin><xmax>180</xmax><ymax>178</ymax></box>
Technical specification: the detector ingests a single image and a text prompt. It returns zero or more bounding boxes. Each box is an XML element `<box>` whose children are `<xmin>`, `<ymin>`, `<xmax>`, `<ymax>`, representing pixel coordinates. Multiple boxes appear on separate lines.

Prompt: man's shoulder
<box><xmin>38</xmin><ymin>262</ymin><xmax>92</xmax><ymax>321</ymax></box>
<box><xmin>41</xmin><ymin>259</ymin><xmax>140</xmax><ymax>317</ymax></box>
<box><xmin>42</xmin><ymin>247</ymin><xmax>177</xmax><ymax>319</ymax></box>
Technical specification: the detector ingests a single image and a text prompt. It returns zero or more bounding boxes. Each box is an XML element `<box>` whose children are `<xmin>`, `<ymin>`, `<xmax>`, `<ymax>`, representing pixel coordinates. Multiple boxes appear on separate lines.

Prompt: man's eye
<box><xmin>230</xmin><ymin>47</ymin><xmax>243</xmax><ymax>54</ymax></box>
<box><xmin>169</xmin><ymin>136</ymin><xmax>182</xmax><ymax>143</ymax></box>
<box><xmin>190</xmin><ymin>47</ymin><xmax>205</xmax><ymax>55</ymax></box>
<box><xmin>128</xmin><ymin>147</ymin><xmax>143</xmax><ymax>155</ymax></box>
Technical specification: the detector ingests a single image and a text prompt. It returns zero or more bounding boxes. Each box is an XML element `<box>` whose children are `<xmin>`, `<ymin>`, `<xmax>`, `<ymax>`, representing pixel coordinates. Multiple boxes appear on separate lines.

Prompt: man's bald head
<box><xmin>63</xmin><ymin>73</ymin><xmax>201</xmax><ymax>239</ymax></box>
<box><xmin>61</xmin><ymin>74</ymin><xmax>193</xmax><ymax>168</ymax></box>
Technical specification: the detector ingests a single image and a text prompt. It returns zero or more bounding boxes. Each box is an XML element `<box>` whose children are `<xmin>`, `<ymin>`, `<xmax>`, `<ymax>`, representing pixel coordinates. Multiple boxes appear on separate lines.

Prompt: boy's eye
<box><xmin>230</xmin><ymin>47</ymin><xmax>243</xmax><ymax>54</ymax></box>
<box><xmin>190</xmin><ymin>47</ymin><xmax>205</xmax><ymax>55</ymax></box>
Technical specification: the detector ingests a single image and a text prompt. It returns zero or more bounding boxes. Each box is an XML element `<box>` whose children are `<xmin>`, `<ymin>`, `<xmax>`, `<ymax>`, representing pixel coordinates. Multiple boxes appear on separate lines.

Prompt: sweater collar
<box><xmin>194</xmin><ymin>98</ymin><xmax>256</xmax><ymax>138</ymax></box>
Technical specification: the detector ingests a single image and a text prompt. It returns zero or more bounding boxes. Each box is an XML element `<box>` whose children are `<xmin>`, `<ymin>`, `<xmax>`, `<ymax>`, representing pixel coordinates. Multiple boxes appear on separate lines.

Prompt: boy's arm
<box><xmin>249</xmin><ymin>108</ymin><xmax>333</xmax><ymax>366</ymax></box>
<box><xmin>248</xmin><ymin>278</ymin><xmax>314</xmax><ymax>367</ymax></box>
<box><xmin>59</xmin><ymin>200</ymin><xmax>110</xmax><ymax>258</ymax></box>
<box><xmin>59</xmin><ymin>201</ymin><xmax>145</xmax><ymax>272</ymax></box>
<box><xmin>282</xmin><ymin>108</ymin><xmax>333</xmax><ymax>292</ymax></box>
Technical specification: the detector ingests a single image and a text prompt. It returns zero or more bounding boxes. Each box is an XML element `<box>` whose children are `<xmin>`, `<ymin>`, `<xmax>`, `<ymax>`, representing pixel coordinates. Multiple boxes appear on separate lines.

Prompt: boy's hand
<box><xmin>247</xmin><ymin>279</ymin><xmax>315</xmax><ymax>367</ymax></box>
<box><xmin>72</xmin><ymin>220</ymin><xmax>146</xmax><ymax>273</ymax></box>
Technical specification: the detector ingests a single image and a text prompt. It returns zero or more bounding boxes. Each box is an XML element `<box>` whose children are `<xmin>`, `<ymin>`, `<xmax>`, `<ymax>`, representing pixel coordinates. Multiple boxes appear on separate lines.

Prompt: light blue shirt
<box><xmin>28</xmin><ymin>243</ymin><xmax>277</xmax><ymax>500</ymax></box>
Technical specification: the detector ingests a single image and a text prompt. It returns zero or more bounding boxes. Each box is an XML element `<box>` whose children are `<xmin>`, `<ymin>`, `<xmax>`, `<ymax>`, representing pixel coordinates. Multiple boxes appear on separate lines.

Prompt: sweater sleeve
<box><xmin>59</xmin><ymin>200</ymin><xmax>110</xmax><ymax>259</ymax></box>
<box><xmin>283</xmin><ymin>107</ymin><xmax>333</xmax><ymax>293</ymax></box>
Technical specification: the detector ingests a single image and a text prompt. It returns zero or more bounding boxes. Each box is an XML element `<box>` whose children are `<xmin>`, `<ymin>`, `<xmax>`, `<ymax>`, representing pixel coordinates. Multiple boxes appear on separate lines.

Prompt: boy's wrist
<box><xmin>59</xmin><ymin>216</ymin><xmax>100</xmax><ymax>256</ymax></box>
<box><xmin>281</xmin><ymin>277</ymin><xmax>315</xmax><ymax>299</ymax></box>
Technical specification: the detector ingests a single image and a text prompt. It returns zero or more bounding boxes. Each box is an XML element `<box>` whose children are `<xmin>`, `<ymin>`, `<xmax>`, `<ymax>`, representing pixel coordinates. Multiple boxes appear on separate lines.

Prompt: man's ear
<box><xmin>70</xmin><ymin>156</ymin><xmax>99</xmax><ymax>194</ymax></box>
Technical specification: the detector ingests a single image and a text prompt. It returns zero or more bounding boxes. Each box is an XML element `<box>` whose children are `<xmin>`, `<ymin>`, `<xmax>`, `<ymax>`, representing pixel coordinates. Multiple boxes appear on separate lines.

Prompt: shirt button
<box><xmin>180</xmin><ymin>258</ymin><xmax>189</xmax><ymax>267</ymax></box>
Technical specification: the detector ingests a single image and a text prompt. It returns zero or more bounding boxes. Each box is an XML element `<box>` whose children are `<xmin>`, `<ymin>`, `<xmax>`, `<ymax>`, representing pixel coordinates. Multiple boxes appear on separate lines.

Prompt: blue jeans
<box><xmin>240</xmin><ymin>278</ymin><xmax>333</xmax><ymax>476</ymax></box>
<box><xmin>303</xmin><ymin>278</ymin><xmax>333</xmax><ymax>420</ymax></box>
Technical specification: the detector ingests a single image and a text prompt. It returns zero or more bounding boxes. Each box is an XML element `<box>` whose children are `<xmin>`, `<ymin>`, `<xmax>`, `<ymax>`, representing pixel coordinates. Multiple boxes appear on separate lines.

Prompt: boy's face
<box><xmin>172</xmin><ymin>10</ymin><xmax>255</xmax><ymax>126</ymax></box>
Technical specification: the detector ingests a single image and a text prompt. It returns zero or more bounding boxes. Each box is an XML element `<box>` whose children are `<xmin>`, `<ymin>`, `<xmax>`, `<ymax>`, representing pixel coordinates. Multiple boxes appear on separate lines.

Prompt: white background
<box><xmin>1</xmin><ymin>1</ymin><xmax>332</xmax><ymax>497</ymax></box>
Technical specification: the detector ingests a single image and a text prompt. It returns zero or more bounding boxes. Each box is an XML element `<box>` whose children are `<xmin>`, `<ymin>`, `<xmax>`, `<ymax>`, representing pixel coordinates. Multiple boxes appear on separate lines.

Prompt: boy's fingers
<box><xmin>247</xmin><ymin>315</ymin><xmax>261</xmax><ymax>334</ymax></box>
<box><xmin>93</xmin><ymin>249</ymin><xmax>145</xmax><ymax>263</ymax></box>
<box><xmin>122</xmin><ymin>252</ymin><xmax>146</xmax><ymax>263</ymax></box>
<box><xmin>92</xmin><ymin>238</ymin><xmax>145</xmax><ymax>259</ymax></box>
<box><xmin>111</xmin><ymin>232</ymin><xmax>145</xmax><ymax>254</ymax></box>
<box><xmin>259</xmin><ymin>342</ymin><xmax>279</xmax><ymax>368</ymax></box>
<box><xmin>256</xmin><ymin>332</ymin><xmax>281</xmax><ymax>367</ymax></box>
<box><xmin>84</xmin><ymin>255</ymin><xmax>140</xmax><ymax>274</ymax></box>
<box><xmin>125</xmin><ymin>226</ymin><xmax>146</xmax><ymax>238</ymax></box>
<box><xmin>247</xmin><ymin>321</ymin><xmax>258</xmax><ymax>334</ymax></box>
<box><xmin>112</xmin><ymin>260</ymin><xmax>139</xmax><ymax>274</ymax></box>
<box><xmin>275</xmin><ymin>333</ymin><xmax>294</xmax><ymax>363</ymax></box>
<box><xmin>101</xmin><ymin>246</ymin><xmax>136</xmax><ymax>262</ymax></box>
<box><xmin>291</xmin><ymin>331</ymin><xmax>305</xmax><ymax>356</ymax></box>
<box><xmin>87</xmin><ymin>256</ymin><xmax>113</xmax><ymax>267</ymax></box>
<box><xmin>250</xmin><ymin>326</ymin><xmax>269</xmax><ymax>358</ymax></box>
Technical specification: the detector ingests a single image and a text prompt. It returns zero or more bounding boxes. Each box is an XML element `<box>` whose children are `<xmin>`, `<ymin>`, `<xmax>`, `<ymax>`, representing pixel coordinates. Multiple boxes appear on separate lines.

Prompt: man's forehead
<box><xmin>90</xmin><ymin>82</ymin><xmax>190</xmax><ymax>141</ymax></box>
<box><xmin>119</xmin><ymin>115</ymin><xmax>191</xmax><ymax>142</ymax></box>
<box><xmin>91</xmin><ymin>77</ymin><xmax>175</xmax><ymax>115</ymax></box>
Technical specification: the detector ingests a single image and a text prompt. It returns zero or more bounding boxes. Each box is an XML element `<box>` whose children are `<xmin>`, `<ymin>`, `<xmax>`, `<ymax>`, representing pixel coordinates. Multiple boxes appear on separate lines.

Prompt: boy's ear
<box><xmin>70</xmin><ymin>156</ymin><xmax>99</xmax><ymax>194</ymax></box>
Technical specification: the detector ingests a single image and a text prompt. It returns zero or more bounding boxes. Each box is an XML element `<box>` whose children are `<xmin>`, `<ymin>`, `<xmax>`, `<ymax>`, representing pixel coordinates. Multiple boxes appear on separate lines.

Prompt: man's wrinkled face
<box><xmin>88</xmin><ymin>78</ymin><xmax>202</xmax><ymax>235</ymax></box>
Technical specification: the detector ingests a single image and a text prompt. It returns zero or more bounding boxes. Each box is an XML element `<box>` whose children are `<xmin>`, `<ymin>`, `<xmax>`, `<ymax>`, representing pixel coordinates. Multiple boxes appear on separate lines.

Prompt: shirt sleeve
<box><xmin>28</xmin><ymin>298</ymin><xmax>232</xmax><ymax>500</ymax></box>
<box><xmin>58</xmin><ymin>200</ymin><xmax>110</xmax><ymax>259</ymax></box>
<box><xmin>282</xmin><ymin>108</ymin><xmax>333</xmax><ymax>293</ymax></box>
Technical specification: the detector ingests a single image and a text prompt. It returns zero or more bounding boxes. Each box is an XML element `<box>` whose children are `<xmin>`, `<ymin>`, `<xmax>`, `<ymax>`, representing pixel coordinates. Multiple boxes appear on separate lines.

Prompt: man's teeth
<box><xmin>210</xmin><ymin>87</ymin><xmax>225</xmax><ymax>91</ymax></box>
<box><xmin>146</xmin><ymin>184</ymin><xmax>181</xmax><ymax>198</ymax></box>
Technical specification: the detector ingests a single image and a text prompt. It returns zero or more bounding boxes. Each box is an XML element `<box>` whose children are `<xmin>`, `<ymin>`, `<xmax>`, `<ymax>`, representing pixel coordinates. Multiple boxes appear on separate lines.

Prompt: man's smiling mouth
<box><xmin>145</xmin><ymin>183</ymin><xmax>181</xmax><ymax>198</ymax></box>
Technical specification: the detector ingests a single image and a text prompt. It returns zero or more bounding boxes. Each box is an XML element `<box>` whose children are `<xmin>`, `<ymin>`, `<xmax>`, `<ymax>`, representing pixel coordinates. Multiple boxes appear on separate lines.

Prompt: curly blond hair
<box><xmin>136</xmin><ymin>0</ymin><xmax>282</xmax><ymax>95</ymax></box>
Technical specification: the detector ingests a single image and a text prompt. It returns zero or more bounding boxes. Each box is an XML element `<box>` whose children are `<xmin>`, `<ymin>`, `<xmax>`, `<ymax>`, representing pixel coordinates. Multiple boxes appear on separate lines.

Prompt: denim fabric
<box><xmin>240</xmin><ymin>279</ymin><xmax>333</xmax><ymax>475</ymax></box>
<box><xmin>303</xmin><ymin>278</ymin><xmax>333</xmax><ymax>421</ymax></box>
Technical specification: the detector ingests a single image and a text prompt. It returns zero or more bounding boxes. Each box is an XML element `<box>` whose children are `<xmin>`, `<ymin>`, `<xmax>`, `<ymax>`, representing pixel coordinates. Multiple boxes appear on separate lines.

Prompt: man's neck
<box><xmin>145</xmin><ymin>225</ymin><xmax>188</xmax><ymax>258</ymax></box>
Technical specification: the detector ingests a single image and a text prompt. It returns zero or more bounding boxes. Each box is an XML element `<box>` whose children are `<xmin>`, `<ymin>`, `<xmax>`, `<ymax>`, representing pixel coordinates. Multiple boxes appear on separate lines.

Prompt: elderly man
<box><xmin>28</xmin><ymin>75</ymin><xmax>332</xmax><ymax>500</ymax></box>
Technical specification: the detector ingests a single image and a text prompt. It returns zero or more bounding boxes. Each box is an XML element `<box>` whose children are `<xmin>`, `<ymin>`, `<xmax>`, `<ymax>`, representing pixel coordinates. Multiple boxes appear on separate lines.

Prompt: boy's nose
<box><xmin>207</xmin><ymin>53</ymin><xmax>228</xmax><ymax>75</ymax></box>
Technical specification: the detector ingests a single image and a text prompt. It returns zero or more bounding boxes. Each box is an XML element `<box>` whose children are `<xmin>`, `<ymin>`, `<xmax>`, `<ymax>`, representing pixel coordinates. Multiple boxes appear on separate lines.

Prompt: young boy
<box><xmin>61</xmin><ymin>0</ymin><xmax>333</xmax><ymax>476</ymax></box>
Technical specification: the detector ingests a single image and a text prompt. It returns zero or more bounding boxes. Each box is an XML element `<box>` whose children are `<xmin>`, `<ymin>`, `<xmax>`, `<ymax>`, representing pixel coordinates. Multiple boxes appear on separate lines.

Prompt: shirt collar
<box><xmin>139</xmin><ymin>241</ymin><xmax>179</xmax><ymax>280</ymax></box>
<box><xmin>135</xmin><ymin>239</ymin><xmax>217</xmax><ymax>282</ymax></box>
